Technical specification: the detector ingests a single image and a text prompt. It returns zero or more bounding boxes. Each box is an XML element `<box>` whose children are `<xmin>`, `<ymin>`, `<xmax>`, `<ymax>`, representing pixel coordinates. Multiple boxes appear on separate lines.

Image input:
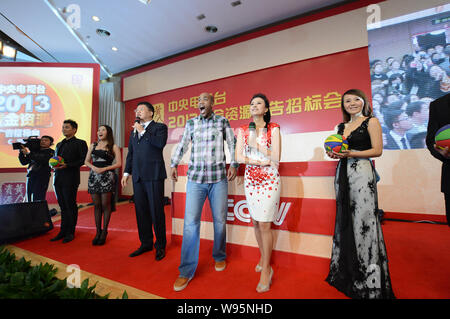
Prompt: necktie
<box><xmin>138</xmin><ymin>124</ymin><xmax>147</xmax><ymax>140</ymax></box>
<box><xmin>400</xmin><ymin>137</ymin><xmax>408</xmax><ymax>149</ymax></box>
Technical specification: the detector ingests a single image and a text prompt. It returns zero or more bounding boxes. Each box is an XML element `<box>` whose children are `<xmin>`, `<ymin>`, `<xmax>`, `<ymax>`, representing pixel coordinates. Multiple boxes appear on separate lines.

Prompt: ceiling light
<box><xmin>92</xmin><ymin>16</ymin><xmax>100</xmax><ymax>22</ymax></box>
<box><xmin>197</xmin><ymin>14</ymin><xmax>206</xmax><ymax>21</ymax></box>
<box><xmin>2</xmin><ymin>45</ymin><xmax>17</xmax><ymax>59</ymax></box>
<box><xmin>112</xmin><ymin>46</ymin><xmax>118</xmax><ymax>51</ymax></box>
<box><xmin>138</xmin><ymin>0</ymin><xmax>151</xmax><ymax>4</ymax></box>
<box><xmin>205</xmin><ymin>25</ymin><xmax>218</xmax><ymax>33</ymax></box>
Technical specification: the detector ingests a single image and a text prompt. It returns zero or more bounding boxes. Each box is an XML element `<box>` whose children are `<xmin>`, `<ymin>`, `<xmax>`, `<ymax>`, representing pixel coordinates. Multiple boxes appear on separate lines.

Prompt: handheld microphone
<box><xmin>134</xmin><ymin>117</ymin><xmax>141</xmax><ymax>138</ymax></box>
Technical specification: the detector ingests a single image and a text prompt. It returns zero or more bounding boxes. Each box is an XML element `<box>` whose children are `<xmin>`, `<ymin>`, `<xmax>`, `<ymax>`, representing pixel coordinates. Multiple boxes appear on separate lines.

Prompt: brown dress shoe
<box><xmin>173</xmin><ymin>276</ymin><xmax>191</xmax><ymax>292</ymax></box>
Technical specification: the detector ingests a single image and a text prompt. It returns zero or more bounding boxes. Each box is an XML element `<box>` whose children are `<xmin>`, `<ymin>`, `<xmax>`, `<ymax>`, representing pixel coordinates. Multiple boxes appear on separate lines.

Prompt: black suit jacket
<box><xmin>53</xmin><ymin>136</ymin><xmax>88</xmax><ymax>186</ymax></box>
<box><xmin>384</xmin><ymin>131</ymin><xmax>400</xmax><ymax>150</ymax></box>
<box><xmin>384</xmin><ymin>130</ymin><xmax>413</xmax><ymax>150</ymax></box>
<box><xmin>426</xmin><ymin>93</ymin><xmax>450</xmax><ymax>193</ymax></box>
<box><xmin>125</xmin><ymin>121</ymin><xmax>168</xmax><ymax>182</ymax></box>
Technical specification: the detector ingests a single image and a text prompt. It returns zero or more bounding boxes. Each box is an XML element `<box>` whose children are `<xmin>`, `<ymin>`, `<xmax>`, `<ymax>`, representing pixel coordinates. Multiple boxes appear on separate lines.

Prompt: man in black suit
<box><xmin>383</xmin><ymin>107</ymin><xmax>413</xmax><ymax>150</ymax></box>
<box><xmin>18</xmin><ymin>135</ymin><xmax>54</xmax><ymax>202</ymax></box>
<box><xmin>121</xmin><ymin>102</ymin><xmax>168</xmax><ymax>260</ymax></box>
<box><xmin>426</xmin><ymin>93</ymin><xmax>450</xmax><ymax>226</ymax></box>
<box><xmin>50</xmin><ymin>120</ymin><xmax>88</xmax><ymax>243</ymax></box>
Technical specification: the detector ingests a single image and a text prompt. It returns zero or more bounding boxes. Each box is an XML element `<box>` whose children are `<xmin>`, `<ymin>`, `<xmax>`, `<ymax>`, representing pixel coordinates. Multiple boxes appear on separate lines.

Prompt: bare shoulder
<box><xmin>368</xmin><ymin>116</ymin><xmax>381</xmax><ymax>126</ymax></box>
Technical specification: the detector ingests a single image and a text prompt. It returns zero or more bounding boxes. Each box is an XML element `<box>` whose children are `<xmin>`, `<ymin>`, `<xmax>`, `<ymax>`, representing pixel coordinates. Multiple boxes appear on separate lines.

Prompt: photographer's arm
<box><xmin>18</xmin><ymin>146</ymin><xmax>31</xmax><ymax>165</ymax></box>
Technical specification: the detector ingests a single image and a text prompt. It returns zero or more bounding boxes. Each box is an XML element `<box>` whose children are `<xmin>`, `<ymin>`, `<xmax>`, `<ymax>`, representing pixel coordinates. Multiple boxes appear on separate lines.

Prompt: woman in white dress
<box><xmin>235</xmin><ymin>93</ymin><xmax>281</xmax><ymax>293</ymax></box>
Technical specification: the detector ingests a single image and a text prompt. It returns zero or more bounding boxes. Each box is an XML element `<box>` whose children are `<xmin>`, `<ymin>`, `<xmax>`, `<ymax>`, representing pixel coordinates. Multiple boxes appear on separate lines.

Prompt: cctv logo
<box><xmin>227</xmin><ymin>199</ymin><xmax>291</xmax><ymax>226</ymax></box>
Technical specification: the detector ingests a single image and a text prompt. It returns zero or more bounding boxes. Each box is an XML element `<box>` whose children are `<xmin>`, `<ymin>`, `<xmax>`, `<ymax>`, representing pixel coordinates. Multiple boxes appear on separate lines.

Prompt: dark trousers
<box><xmin>26</xmin><ymin>175</ymin><xmax>50</xmax><ymax>202</ymax></box>
<box><xmin>54</xmin><ymin>183</ymin><xmax>79</xmax><ymax>237</ymax></box>
<box><xmin>132</xmin><ymin>179</ymin><xmax>166</xmax><ymax>250</ymax></box>
<box><xmin>445</xmin><ymin>192</ymin><xmax>450</xmax><ymax>227</ymax></box>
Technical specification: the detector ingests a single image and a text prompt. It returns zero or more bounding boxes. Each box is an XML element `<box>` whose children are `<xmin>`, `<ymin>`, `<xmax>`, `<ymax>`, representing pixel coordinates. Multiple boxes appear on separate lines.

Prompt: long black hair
<box><xmin>250</xmin><ymin>93</ymin><xmax>271</xmax><ymax>128</ymax></box>
<box><xmin>99</xmin><ymin>124</ymin><xmax>115</xmax><ymax>157</ymax></box>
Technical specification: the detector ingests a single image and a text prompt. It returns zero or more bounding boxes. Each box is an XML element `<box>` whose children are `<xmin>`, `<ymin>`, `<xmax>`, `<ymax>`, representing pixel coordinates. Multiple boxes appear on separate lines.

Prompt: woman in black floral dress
<box><xmin>84</xmin><ymin>125</ymin><xmax>121</xmax><ymax>245</ymax></box>
<box><xmin>325</xmin><ymin>89</ymin><xmax>395</xmax><ymax>299</ymax></box>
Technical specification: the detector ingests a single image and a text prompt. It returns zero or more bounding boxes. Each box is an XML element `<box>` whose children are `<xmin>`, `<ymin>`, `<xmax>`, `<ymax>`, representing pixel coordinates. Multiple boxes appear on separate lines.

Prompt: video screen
<box><xmin>0</xmin><ymin>63</ymin><xmax>98</xmax><ymax>168</ymax></box>
<box><xmin>367</xmin><ymin>4</ymin><xmax>450</xmax><ymax>150</ymax></box>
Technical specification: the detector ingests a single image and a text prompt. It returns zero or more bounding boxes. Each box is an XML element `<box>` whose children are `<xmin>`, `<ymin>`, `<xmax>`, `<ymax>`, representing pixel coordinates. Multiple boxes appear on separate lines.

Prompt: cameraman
<box><xmin>18</xmin><ymin>136</ymin><xmax>55</xmax><ymax>202</ymax></box>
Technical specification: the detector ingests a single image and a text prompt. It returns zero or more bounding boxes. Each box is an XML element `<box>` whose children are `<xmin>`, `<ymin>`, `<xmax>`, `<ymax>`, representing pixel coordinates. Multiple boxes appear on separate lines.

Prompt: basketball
<box><xmin>324</xmin><ymin>134</ymin><xmax>349</xmax><ymax>153</ymax></box>
<box><xmin>49</xmin><ymin>156</ymin><xmax>64</xmax><ymax>168</ymax></box>
<box><xmin>435</xmin><ymin>124</ymin><xmax>450</xmax><ymax>150</ymax></box>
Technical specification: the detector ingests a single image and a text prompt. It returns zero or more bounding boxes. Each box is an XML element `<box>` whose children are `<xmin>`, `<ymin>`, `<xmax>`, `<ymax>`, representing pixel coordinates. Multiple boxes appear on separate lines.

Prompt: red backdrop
<box><xmin>124</xmin><ymin>47</ymin><xmax>372</xmax><ymax>145</ymax></box>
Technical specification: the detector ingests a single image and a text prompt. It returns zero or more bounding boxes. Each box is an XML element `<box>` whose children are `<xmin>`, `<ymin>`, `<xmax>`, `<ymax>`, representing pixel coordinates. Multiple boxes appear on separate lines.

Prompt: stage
<box><xmin>5</xmin><ymin>202</ymin><xmax>450</xmax><ymax>299</ymax></box>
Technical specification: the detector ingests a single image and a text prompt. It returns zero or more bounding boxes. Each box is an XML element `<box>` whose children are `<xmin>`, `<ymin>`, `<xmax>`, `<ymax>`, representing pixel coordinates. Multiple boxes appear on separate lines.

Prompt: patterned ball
<box><xmin>49</xmin><ymin>156</ymin><xmax>64</xmax><ymax>167</ymax></box>
<box><xmin>324</xmin><ymin>134</ymin><xmax>349</xmax><ymax>153</ymax></box>
<box><xmin>435</xmin><ymin>124</ymin><xmax>450</xmax><ymax>150</ymax></box>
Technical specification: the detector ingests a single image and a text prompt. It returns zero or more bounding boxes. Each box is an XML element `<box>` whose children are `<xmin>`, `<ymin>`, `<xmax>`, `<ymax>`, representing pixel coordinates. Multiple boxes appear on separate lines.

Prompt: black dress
<box><xmin>87</xmin><ymin>145</ymin><xmax>115</xmax><ymax>194</ymax></box>
<box><xmin>325</xmin><ymin>117</ymin><xmax>395</xmax><ymax>299</ymax></box>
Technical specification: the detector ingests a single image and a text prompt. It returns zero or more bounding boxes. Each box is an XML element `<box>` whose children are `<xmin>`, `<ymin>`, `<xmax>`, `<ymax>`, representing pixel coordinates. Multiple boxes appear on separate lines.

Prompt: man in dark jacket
<box><xmin>426</xmin><ymin>93</ymin><xmax>450</xmax><ymax>226</ymax></box>
<box><xmin>50</xmin><ymin>120</ymin><xmax>88</xmax><ymax>243</ymax></box>
<box><xmin>18</xmin><ymin>135</ymin><xmax>54</xmax><ymax>202</ymax></box>
<box><xmin>122</xmin><ymin>102</ymin><xmax>168</xmax><ymax>260</ymax></box>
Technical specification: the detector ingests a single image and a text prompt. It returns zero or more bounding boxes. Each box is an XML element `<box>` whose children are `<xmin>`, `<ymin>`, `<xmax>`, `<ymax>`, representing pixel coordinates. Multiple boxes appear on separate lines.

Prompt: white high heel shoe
<box><xmin>256</xmin><ymin>267</ymin><xmax>273</xmax><ymax>293</ymax></box>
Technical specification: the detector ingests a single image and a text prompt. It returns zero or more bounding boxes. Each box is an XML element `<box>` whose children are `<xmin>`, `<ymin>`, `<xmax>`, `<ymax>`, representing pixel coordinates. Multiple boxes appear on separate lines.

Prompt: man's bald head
<box><xmin>198</xmin><ymin>92</ymin><xmax>214</xmax><ymax>118</ymax></box>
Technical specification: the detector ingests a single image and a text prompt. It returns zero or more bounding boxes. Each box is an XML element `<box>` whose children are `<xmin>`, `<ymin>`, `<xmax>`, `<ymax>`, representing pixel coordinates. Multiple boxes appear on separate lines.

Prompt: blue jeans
<box><xmin>178</xmin><ymin>179</ymin><xmax>228</xmax><ymax>278</ymax></box>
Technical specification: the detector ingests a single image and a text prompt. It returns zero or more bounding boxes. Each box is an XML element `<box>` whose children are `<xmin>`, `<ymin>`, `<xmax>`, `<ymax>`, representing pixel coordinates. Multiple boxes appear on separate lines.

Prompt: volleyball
<box><xmin>49</xmin><ymin>156</ymin><xmax>64</xmax><ymax>168</ymax></box>
<box><xmin>324</xmin><ymin>134</ymin><xmax>349</xmax><ymax>153</ymax></box>
<box><xmin>435</xmin><ymin>124</ymin><xmax>450</xmax><ymax>150</ymax></box>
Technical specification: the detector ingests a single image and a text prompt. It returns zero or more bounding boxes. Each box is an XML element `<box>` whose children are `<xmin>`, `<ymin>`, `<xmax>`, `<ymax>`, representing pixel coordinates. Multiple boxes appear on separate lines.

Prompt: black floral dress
<box><xmin>87</xmin><ymin>146</ymin><xmax>115</xmax><ymax>194</ymax></box>
<box><xmin>325</xmin><ymin>117</ymin><xmax>395</xmax><ymax>299</ymax></box>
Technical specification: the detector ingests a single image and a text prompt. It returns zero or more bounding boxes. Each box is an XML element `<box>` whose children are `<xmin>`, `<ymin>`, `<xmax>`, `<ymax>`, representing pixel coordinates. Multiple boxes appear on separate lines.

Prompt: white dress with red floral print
<box><xmin>241</xmin><ymin>122</ymin><xmax>281</xmax><ymax>222</ymax></box>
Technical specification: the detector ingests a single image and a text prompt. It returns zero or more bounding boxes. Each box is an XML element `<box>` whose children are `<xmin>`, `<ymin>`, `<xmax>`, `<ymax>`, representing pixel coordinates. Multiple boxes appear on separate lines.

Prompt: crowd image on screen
<box><xmin>370</xmin><ymin>41</ymin><xmax>450</xmax><ymax>150</ymax></box>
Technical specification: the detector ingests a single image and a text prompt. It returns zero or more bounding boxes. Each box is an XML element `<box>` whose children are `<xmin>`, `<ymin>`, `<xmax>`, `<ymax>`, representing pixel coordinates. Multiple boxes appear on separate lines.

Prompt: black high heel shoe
<box><xmin>92</xmin><ymin>229</ymin><xmax>102</xmax><ymax>245</ymax></box>
<box><xmin>97</xmin><ymin>230</ymin><xmax>108</xmax><ymax>245</ymax></box>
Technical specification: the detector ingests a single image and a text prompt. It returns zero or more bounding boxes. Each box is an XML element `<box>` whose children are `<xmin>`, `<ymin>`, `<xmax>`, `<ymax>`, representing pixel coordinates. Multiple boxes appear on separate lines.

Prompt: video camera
<box><xmin>12</xmin><ymin>136</ymin><xmax>41</xmax><ymax>152</ymax></box>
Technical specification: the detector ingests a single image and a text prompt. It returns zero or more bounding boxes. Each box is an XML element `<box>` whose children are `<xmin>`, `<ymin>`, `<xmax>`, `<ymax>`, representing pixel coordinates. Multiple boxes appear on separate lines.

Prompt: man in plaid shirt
<box><xmin>171</xmin><ymin>92</ymin><xmax>238</xmax><ymax>291</ymax></box>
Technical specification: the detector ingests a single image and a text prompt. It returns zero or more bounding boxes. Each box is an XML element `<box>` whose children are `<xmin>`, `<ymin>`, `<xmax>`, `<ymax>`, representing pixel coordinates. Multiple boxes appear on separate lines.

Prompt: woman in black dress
<box><xmin>84</xmin><ymin>125</ymin><xmax>121</xmax><ymax>245</ymax></box>
<box><xmin>325</xmin><ymin>89</ymin><xmax>395</xmax><ymax>299</ymax></box>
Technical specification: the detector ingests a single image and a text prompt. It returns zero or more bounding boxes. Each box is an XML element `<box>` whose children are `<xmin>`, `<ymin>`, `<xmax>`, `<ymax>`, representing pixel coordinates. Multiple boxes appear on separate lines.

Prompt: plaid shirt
<box><xmin>170</xmin><ymin>113</ymin><xmax>239</xmax><ymax>183</ymax></box>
